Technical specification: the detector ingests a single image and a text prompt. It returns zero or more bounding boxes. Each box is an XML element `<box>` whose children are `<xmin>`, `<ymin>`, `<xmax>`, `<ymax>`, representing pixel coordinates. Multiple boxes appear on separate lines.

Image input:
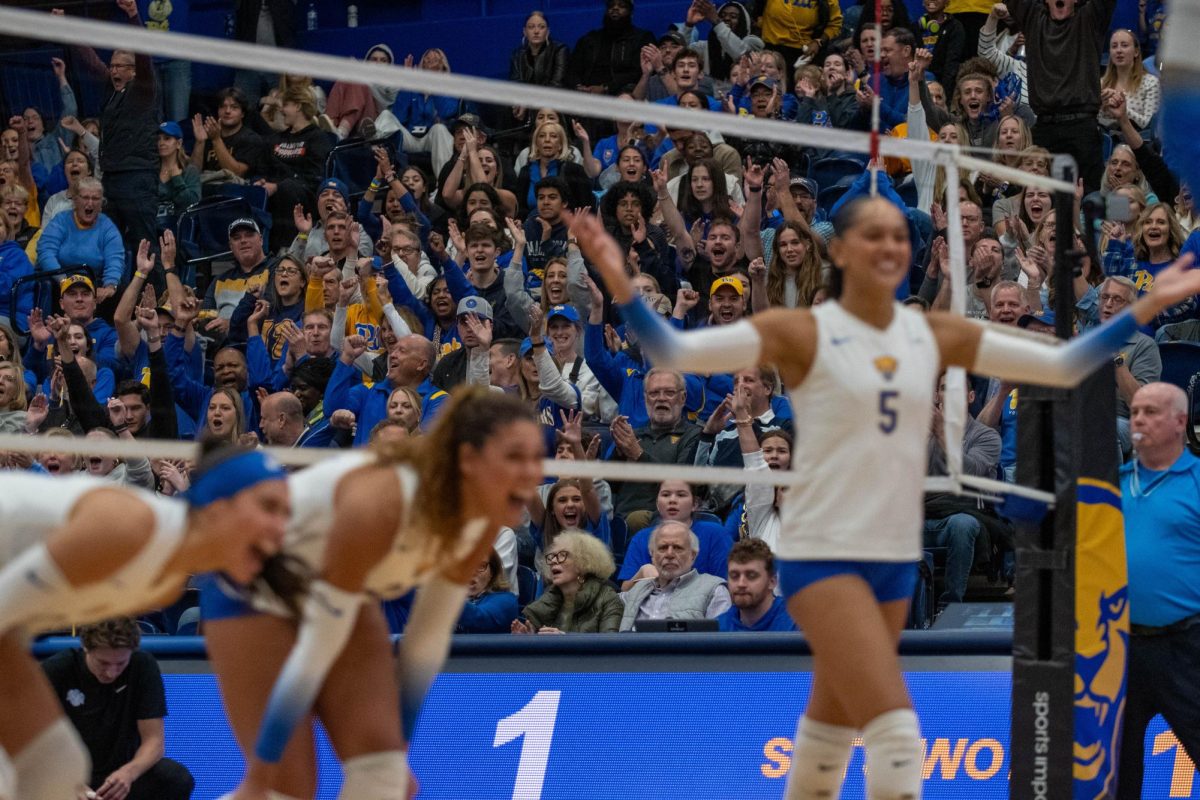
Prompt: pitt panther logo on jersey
<box><xmin>873</xmin><ymin>356</ymin><xmax>898</xmax><ymax>381</ymax></box>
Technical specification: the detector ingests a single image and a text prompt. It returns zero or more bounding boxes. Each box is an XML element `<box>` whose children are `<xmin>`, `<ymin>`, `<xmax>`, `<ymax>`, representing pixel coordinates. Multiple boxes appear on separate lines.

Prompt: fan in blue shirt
<box><xmin>718</xmin><ymin>539</ymin><xmax>798</xmax><ymax>633</ymax></box>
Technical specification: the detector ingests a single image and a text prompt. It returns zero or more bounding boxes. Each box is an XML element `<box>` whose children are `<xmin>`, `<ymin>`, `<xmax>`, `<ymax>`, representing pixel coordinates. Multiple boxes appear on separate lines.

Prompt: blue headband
<box><xmin>185</xmin><ymin>450</ymin><xmax>287</xmax><ymax>508</ymax></box>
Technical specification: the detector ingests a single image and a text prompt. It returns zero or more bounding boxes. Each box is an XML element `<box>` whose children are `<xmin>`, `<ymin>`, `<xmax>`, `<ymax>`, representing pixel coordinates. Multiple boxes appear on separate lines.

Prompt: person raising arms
<box><xmin>572</xmin><ymin>198</ymin><xmax>1200</xmax><ymax>800</ymax></box>
<box><xmin>0</xmin><ymin>442</ymin><xmax>293</xmax><ymax>800</ymax></box>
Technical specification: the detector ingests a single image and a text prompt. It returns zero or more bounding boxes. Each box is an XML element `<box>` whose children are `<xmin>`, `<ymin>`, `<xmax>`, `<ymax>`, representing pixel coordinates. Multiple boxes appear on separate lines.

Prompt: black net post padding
<box><xmin>1010</xmin><ymin>158</ymin><xmax>1084</xmax><ymax>800</ymax></box>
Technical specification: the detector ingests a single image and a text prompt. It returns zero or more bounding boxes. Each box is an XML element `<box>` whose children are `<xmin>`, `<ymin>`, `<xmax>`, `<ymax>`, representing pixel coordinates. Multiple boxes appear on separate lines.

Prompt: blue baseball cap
<box><xmin>749</xmin><ymin>76</ymin><xmax>779</xmax><ymax>93</ymax></box>
<box><xmin>546</xmin><ymin>304</ymin><xmax>580</xmax><ymax>325</ymax></box>
<box><xmin>519</xmin><ymin>337</ymin><xmax>554</xmax><ymax>358</ymax></box>
<box><xmin>317</xmin><ymin>177</ymin><xmax>350</xmax><ymax>206</ymax></box>
<box><xmin>1018</xmin><ymin>310</ymin><xmax>1056</xmax><ymax>329</ymax></box>
<box><xmin>159</xmin><ymin>121</ymin><xmax>183</xmax><ymax>139</ymax></box>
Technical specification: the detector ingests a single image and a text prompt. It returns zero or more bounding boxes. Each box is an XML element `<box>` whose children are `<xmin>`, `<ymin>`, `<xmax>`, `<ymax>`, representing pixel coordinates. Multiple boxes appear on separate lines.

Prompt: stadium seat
<box><xmin>1158</xmin><ymin>342</ymin><xmax>1200</xmax><ymax>392</ymax></box>
<box><xmin>809</xmin><ymin>156</ymin><xmax>866</xmax><ymax>193</ymax></box>
<box><xmin>608</xmin><ymin>515</ymin><xmax>630</xmax><ymax>568</ymax></box>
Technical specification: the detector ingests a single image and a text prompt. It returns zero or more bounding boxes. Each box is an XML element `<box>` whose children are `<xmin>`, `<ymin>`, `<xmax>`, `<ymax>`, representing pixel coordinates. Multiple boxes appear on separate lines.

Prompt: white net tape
<box><xmin>0</xmin><ymin>6</ymin><xmax>1061</xmax><ymax>505</ymax></box>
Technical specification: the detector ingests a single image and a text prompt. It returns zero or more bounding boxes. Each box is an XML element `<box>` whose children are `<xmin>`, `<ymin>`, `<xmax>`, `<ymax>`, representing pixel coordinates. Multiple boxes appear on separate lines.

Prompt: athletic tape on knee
<box><xmin>862</xmin><ymin>708</ymin><xmax>923</xmax><ymax>800</ymax></box>
<box><xmin>783</xmin><ymin>715</ymin><xmax>857</xmax><ymax>800</ymax></box>
<box><xmin>337</xmin><ymin>751</ymin><xmax>409</xmax><ymax>800</ymax></box>
<box><xmin>0</xmin><ymin>747</ymin><xmax>14</xmax><ymax>800</ymax></box>
<box><xmin>13</xmin><ymin>717</ymin><xmax>91</xmax><ymax>800</ymax></box>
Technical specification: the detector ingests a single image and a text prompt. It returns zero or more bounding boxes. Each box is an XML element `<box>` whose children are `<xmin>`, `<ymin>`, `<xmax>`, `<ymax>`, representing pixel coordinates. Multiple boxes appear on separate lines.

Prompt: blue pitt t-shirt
<box><xmin>1121</xmin><ymin>450</ymin><xmax>1200</xmax><ymax>627</ymax></box>
<box><xmin>717</xmin><ymin>595</ymin><xmax>797</xmax><ymax>632</ymax></box>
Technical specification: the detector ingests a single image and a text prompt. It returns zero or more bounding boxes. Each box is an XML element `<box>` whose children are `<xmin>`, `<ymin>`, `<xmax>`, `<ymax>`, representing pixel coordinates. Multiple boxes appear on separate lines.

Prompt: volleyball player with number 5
<box><xmin>574</xmin><ymin>198</ymin><xmax>1200</xmax><ymax>799</ymax></box>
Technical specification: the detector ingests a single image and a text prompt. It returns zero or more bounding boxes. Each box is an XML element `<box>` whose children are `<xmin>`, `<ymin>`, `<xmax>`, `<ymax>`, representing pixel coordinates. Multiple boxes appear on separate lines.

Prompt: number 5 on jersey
<box><xmin>878</xmin><ymin>390</ymin><xmax>899</xmax><ymax>434</ymax></box>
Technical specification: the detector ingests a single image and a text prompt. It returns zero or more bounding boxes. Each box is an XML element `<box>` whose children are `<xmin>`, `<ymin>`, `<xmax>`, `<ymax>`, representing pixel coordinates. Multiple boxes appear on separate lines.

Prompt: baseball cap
<box><xmin>1018</xmin><ymin>310</ymin><xmax>1056</xmax><ymax>329</ymax></box>
<box><xmin>547</xmin><ymin>304</ymin><xmax>580</xmax><ymax>325</ymax></box>
<box><xmin>710</xmin><ymin>276</ymin><xmax>744</xmax><ymax>296</ymax></box>
<box><xmin>228</xmin><ymin>217</ymin><xmax>261</xmax><ymax>237</ymax></box>
<box><xmin>451</xmin><ymin>113</ymin><xmax>489</xmax><ymax>136</ymax></box>
<box><xmin>749</xmin><ymin>76</ymin><xmax>779</xmax><ymax>93</ymax></box>
<box><xmin>59</xmin><ymin>274</ymin><xmax>95</xmax><ymax>294</ymax></box>
<box><xmin>317</xmin><ymin>177</ymin><xmax>350</xmax><ymax>206</ymax></box>
<box><xmin>659</xmin><ymin>30</ymin><xmax>687</xmax><ymax>47</ymax></box>
<box><xmin>158</xmin><ymin>121</ymin><xmax>183</xmax><ymax>139</ymax></box>
<box><xmin>789</xmin><ymin>174</ymin><xmax>818</xmax><ymax>197</ymax></box>
<box><xmin>519</xmin><ymin>337</ymin><xmax>554</xmax><ymax>358</ymax></box>
<box><xmin>456</xmin><ymin>296</ymin><xmax>493</xmax><ymax>320</ymax></box>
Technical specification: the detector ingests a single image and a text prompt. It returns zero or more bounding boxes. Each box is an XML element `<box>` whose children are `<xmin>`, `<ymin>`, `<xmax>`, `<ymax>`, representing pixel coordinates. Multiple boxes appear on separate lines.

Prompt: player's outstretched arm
<box><xmin>934</xmin><ymin>253</ymin><xmax>1199</xmax><ymax>387</ymax></box>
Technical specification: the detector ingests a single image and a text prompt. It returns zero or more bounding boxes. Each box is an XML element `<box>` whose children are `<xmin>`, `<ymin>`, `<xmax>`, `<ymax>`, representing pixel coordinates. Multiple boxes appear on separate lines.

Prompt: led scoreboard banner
<box><xmin>101</xmin><ymin>632</ymin><xmax>1196</xmax><ymax>800</ymax></box>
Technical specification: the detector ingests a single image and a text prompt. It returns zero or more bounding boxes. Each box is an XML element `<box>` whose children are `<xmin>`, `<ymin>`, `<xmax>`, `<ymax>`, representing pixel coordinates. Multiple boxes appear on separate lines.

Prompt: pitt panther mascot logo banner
<box><xmin>1074</xmin><ymin>439</ymin><xmax>1128</xmax><ymax>797</ymax></box>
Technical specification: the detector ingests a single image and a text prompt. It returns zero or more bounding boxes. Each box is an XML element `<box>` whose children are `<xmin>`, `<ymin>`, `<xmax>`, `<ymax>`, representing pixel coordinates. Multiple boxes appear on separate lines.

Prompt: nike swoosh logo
<box><xmin>831</xmin><ymin>336</ymin><xmax>852</xmax><ymax>346</ymax></box>
<box><xmin>25</xmin><ymin>569</ymin><xmax>50</xmax><ymax>591</ymax></box>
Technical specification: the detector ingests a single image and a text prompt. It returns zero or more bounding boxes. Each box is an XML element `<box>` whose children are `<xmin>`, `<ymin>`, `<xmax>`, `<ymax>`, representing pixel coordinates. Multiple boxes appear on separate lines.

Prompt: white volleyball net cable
<box><xmin>0</xmin><ymin>5</ymin><xmax>1065</xmax><ymax>505</ymax></box>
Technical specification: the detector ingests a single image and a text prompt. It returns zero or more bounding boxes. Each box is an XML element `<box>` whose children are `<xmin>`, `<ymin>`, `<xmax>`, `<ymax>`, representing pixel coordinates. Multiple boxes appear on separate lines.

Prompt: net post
<box><xmin>1009</xmin><ymin>156</ymin><xmax>1086</xmax><ymax>800</ymax></box>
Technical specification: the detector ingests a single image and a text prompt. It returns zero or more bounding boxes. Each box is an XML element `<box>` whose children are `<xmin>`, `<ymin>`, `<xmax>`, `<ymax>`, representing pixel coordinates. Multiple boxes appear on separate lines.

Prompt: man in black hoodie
<box><xmin>64</xmin><ymin>0</ymin><xmax>160</xmax><ymax>261</ymax></box>
<box><xmin>568</xmin><ymin>0</ymin><xmax>656</xmax><ymax>96</ymax></box>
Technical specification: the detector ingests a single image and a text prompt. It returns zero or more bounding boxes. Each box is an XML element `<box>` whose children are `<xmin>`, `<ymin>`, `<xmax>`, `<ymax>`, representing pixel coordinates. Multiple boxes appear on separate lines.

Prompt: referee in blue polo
<box><xmin>1118</xmin><ymin>382</ymin><xmax>1200</xmax><ymax>797</ymax></box>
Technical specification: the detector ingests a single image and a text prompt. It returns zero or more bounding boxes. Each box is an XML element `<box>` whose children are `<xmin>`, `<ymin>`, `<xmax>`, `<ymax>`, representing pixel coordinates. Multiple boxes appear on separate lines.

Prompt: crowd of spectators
<box><xmin>1</xmin><ymin>0</ymin><xmax>1198</xmax><ymax>633</ymax></box>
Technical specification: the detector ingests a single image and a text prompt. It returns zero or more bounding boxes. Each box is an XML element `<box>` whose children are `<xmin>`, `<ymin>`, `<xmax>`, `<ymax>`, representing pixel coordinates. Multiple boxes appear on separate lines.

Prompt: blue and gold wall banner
<box><xmin>1075</xmin><ymin>478</ymin><xmax>1129</xmax><ymax>800</ymax></box>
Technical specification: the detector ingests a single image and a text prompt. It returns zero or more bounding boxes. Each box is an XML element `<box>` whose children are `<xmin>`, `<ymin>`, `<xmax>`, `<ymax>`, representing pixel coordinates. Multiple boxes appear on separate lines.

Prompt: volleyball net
<box><xmin>0</xmin><ymin>4</ymin><xmax>1074</xmax><ymax>505</ymax></box>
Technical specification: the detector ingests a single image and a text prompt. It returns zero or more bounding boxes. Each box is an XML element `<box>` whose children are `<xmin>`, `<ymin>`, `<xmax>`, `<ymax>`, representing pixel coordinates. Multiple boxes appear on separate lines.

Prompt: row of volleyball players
<box><xmin>0</xmin><ymin>386</ymin><xmax>544</xmax><ymax>800</ymax></box>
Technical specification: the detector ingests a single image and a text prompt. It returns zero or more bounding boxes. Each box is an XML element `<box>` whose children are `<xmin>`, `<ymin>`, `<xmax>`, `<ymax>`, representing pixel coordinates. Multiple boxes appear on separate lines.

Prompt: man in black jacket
<box><xmin>232</xmin><ymin>0</ymin><xmax>297</xmax><ymax>104</ymax></box>
<box><xmin>65</xmin><ymin>0</ymin><xmax>160</xmax><ymax>257</ymax></box>
<box><xmin>998</xmin><ymin>0</ymin><xmax>1117</xmax><ymax>192</ymax></box>
<box><xmin>567</xmin><ymin>0</ymin><xmax>656</xmax><ymax>96</ymax></box>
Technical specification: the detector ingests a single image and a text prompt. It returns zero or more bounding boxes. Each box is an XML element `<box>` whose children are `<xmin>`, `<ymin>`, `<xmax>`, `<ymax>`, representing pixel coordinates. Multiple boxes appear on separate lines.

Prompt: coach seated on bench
<box><xmin>619</xmin><ymin>521</ymin><xmax>730</xmax><ymax>631</ymax></box>
<box><xmin>41</xmin><ymin>617</ymin><xmax>194</xmax><ymax>800</ymax></box>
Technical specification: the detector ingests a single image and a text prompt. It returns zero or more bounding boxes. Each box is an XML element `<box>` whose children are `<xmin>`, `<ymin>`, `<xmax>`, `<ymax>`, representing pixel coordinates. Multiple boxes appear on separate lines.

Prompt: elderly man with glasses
<box><xmin>1095</xmin><ymin>276</ymin><xmax>1162</xmax><ymax>458</ymax></box>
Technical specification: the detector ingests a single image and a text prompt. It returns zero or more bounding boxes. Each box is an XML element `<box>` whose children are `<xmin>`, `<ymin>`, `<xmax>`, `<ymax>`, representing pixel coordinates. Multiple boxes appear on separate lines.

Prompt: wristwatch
<box><xmin>1113</xmin><ymin>354</ymin><xmax>1126</xmax><ymax>368</ymax></box>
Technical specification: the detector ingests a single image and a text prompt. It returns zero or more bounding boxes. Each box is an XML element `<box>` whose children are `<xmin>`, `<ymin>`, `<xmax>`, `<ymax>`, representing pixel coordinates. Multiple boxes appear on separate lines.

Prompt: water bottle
<box><xmin>347</xmin><ymin>4</ymin><xmax>357</xmax><ymax>27</ymax></box>
<box><xmin>306</xmin><ymin>2</ymin><xmax>317</xmax><ymax>31</ymax></box>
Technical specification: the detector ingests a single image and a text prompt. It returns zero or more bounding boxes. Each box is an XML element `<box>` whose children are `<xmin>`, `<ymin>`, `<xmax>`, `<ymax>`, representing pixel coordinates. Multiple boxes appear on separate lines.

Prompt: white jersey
<box><xmin>778</xmin><ymin>301</ymin><xmax>939</xmax><ymax>561</ymax></box>
<box><xmin>0</xmin><ymin>473</ymin><xmax>188</xmax><ymax>634</ymax></box>
<box><xmin>253</xmin><ymin>452</ymin><xmax>487</xmax><ymax>613</ymax></box>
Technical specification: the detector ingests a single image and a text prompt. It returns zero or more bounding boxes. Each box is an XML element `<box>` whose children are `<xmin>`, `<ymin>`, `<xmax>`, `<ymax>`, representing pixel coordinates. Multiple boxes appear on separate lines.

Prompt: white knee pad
<box><xmin>13</xmin><ymin>717</ymin><xmax>91</xmax><ymax>800</ymax></box>
<box><xmin>337</xmin><ymin>750</ymin><xmax>409</xmax><ymax>800</ymax></box>
<box><xmin>862</xmin><ymin>708</ymin><xmax>923</xmax><ymax>800</ymax></box>
<box><xmin>0</xmin><ymin>747</ymin><xmax>15</xmax><ymax>800</ymax></box>
<box><xmin>783</xmin><ymin>715</ymin><xmax>857</xmax><ymax>800</ymax></box>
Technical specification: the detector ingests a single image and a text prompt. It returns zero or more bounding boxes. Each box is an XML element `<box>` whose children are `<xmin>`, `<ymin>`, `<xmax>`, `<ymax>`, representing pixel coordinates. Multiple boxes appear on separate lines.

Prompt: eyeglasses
<box><xmin>394</xmin><ymin>245</ymin><xmax>419</xmax><ymax>255</ymax></box>
<box><xmin>276</xmin><ymin>266</ymin><xmax>302</xmax><ymax>277</ymax></box>
<box><xmin>1099</xmin><ymin>292</ymin><xmax>1131</xmax><ymax>306</ymax></box>
<box><xmin>544</xmin><ymin>550</ymin><xmax>571</xmax><ymax>565</ymax></box>
<box><xmin>646</xmin><ymin>389</ymin><xmax>679</xmax><ymax>399</ymax></box>
<box><xmin>108</xmin><ymin>62</ymin><xmax>135</xmax><ymax>71</ymax></box>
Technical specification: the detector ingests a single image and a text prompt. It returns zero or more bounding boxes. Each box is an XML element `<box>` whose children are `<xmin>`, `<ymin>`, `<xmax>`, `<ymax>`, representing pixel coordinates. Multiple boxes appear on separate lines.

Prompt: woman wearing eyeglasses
<box><xmin>228</xmin><ymin>256</ymin><xmax>306</xmax><ymax>363</ymax></box>
<box><xmin>512</xmin><ymin>530</ymin><xmax>624</xmax><ymax>634</ymax></box>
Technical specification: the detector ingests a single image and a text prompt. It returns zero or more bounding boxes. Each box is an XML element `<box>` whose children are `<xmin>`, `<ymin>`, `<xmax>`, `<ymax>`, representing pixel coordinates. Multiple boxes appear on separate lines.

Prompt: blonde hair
<box><xmin>0</xmin><ymin>361</ymin><xmax>27</xmax><ymax>411</ymax></box>
<box><xmin>1101</xmin><ymin>29</ymin><xmax>1146</xmax><ymax>94</ymax></box>
<box><xmin>530</xmin><ymin>121</ymin><xmax>571</xmax><ymax>161</ymax></box>
<box><xmin>545</xmin><ymin>530</ymin><xmax>616</xmax><ymax>581</ymax></box>
<box><xmin>203</xmin><ymin>386</ymin><xmax>246</xmax><ymax>443</ymax></box>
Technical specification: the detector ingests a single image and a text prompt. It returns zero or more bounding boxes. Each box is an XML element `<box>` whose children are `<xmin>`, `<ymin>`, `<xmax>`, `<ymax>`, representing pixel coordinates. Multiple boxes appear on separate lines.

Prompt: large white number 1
<box><xmin>492</xmin><ymin>690</ymin><xmax>562</xmax><ymax>800</ymax></box>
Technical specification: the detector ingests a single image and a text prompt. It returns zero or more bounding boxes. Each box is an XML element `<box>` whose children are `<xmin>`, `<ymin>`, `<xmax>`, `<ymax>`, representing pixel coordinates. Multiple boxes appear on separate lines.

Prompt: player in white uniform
<box><xmin>0</xmin><ymin>445</ymin><xmax>291</xmax><ymax>800</ymax></box>
<box><xmin>574</xmin><ymin>199</ymin><xmax>1200</xmax><ymax>800</ymax></box>
<box><xmin>207</xmin><ymin>386</ymin><xmax>544</xmax><ymax>800</ymax></box>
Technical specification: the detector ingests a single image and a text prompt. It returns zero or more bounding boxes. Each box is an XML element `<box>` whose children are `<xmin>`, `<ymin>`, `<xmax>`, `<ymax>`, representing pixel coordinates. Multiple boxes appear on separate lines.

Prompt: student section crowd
<box><xmin>0</xmin><ymin>0</ymin><xmax>1197</xmax><ymax>634</ymax></box>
